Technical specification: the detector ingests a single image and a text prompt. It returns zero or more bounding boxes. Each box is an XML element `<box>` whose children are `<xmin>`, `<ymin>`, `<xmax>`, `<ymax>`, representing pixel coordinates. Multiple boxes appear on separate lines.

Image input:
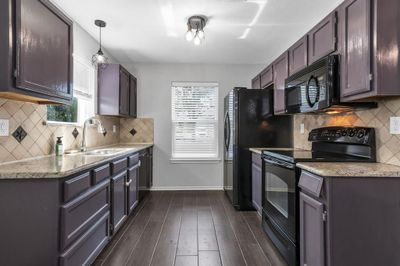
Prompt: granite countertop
<box><xmin>249</xmin><ymin>147</ymin><xmax>297</xmax><ymax>154</ymax></box>
<box><xmin>0</xmin><ymin>143</ymin><xmax>153</xmax><ymax>180</ymax></box>
<box><xmin>297</xmin><ymin>162</ymin><xmax>400</xmax><ymax>178</ymax></box>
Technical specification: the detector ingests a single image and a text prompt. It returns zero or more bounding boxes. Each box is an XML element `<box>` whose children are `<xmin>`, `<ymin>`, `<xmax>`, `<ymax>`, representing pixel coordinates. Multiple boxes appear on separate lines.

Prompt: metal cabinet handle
<box><xmin>125</xmin><ymin>179</ymin><xmax>132</xmax><ymax>187</ymax></box>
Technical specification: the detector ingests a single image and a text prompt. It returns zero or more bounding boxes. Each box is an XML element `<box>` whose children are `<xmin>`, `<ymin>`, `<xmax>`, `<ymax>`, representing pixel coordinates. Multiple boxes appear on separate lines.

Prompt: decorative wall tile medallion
<box><xmin>12</xmin><ymin>126</ymin><xmax>27</xmax><ymax>143</ymax></box>
<box><xmin>72</xmin><ymin>128</ymin><xmax>79</xmax><ymax>139</ymax></box>
<box><xmin>130</xmin><ymin>128</ymin><xmax>137</xmax><ymax>136</ymax></box>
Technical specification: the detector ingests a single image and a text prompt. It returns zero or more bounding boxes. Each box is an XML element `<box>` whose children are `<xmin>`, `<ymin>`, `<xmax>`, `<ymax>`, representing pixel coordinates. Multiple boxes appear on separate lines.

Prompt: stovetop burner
<box><xmin>262</xmin><ymin>149</ymin><xmax>373</xmax><ymax>163</ymax></box>
<box><xmin>262</xmin><ymin>126</ymin><xmax>376</xmax><ymax>164</ymax></box>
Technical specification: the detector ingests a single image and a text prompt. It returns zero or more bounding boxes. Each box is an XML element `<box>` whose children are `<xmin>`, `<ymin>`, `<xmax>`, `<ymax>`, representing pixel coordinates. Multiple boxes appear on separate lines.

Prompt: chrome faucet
<box><xmin>81</xmin><ymin>117</ymin><xmax>106</xmax><ymax>152</ymax></box>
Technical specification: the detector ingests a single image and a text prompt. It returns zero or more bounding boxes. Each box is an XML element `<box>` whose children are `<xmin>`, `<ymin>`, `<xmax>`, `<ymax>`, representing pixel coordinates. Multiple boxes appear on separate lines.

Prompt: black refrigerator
<box><xmin>223</xmin><ymin>87</ymin><xmax>293</xmax><ymax>210</ymax></box>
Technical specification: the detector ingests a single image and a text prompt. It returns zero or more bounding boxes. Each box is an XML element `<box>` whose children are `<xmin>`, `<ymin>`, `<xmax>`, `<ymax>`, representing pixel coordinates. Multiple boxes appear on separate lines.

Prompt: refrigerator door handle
<box><xmin>224</xmin><ymin>112</ymin><xmax>231</xmax><ymax>151</ymax></box>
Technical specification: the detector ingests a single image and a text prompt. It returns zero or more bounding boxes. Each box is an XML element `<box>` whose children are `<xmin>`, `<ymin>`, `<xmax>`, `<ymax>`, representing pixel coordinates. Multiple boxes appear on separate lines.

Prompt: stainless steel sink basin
<box><xmin>84</xmin><ymin>148</ymin><xmax>132</xmax><ymax>156</ymax></box>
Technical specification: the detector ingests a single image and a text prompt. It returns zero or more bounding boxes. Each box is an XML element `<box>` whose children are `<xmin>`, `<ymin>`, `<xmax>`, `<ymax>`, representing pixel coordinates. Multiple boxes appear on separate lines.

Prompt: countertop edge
<box><xmin>296</xmin><ymin>162</ymin><xmax>400</xmax><ymax>178</ymax></box>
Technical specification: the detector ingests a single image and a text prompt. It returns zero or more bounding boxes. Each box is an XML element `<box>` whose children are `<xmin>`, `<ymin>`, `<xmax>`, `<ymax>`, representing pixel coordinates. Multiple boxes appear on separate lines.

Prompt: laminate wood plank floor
<box><xmin>94</xmin><ymin>191</ymin><xmax>287</xmax><ymax>266</ymax></box>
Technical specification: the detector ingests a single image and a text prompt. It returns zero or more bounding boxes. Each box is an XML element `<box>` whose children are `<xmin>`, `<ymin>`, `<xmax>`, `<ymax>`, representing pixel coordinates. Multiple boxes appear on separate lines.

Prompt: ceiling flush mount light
<box><xmin>92</xmin><ymin>19</ymin><xmax>109</xmax><ymax>68</ymax></box>
<box><xmin>185</xmin><ymin>15</ymin><xmax>207</xmax><ymax>46</ymax></box>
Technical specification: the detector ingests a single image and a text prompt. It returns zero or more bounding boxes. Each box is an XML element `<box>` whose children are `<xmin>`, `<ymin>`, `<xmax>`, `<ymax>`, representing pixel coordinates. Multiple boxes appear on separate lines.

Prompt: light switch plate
<box><xmin>390</xmin><ymin>117</ymin><xmax>400</xmax><ymax>134</ymax></box>
<box><xmin>113</xmin><ymin>125</ymin><xmax>117</xmax><ymax>133</ymax></box>
<box><xmin>300</xmin><ymin>123</ymin><xmax>305</xmax><ymax>134</ymax></box>
<box><xmin>0</xmin><ymin>119</ymin><xmax>9</xmax><ymax>136</ymax></box>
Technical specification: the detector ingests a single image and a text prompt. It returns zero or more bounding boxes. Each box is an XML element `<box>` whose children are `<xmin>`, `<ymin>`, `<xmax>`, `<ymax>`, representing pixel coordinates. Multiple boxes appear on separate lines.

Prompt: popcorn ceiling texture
<box><xmin>0</xmin><ymin>99</ymin><xmax>154</xmax><ymax>163</ymax></box>
<box><xmin>294</xmin><ymin>98</ymin><xmax>400</xmax><ymax>166</ymax></box>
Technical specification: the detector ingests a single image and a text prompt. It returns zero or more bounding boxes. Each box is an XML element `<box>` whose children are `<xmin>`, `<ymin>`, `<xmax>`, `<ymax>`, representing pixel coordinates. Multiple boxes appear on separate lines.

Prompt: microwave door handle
<box><xmin>306</xmin><ymin>75</ymin><xmax>320</xmax><ymax>107</ymax></box>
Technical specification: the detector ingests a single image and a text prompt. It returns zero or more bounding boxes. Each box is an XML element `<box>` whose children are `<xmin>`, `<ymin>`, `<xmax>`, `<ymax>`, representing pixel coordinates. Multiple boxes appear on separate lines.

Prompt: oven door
<box><xmin>262</xmin><ymin>156</ymin><xmax>297</xmax><ymax>244</ymax></box>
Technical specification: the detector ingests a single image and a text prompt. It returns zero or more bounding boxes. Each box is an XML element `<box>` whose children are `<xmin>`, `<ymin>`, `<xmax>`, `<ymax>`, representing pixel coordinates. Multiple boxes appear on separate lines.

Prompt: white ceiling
<box><xmin>52</xmin><ymin>0</ymin><xmax>344</xmax><ymax>64</ymax></box>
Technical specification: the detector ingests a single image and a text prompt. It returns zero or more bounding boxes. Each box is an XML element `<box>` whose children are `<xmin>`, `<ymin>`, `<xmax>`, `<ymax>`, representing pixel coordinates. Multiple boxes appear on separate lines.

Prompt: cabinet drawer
<box><xmin>299</xmin><ymin>171</ymin><xmax>324</xmax><ymax>198</ymax></box>
<box><xmin>111</xmin><ymin>158</ymin><xmax>128</xmax><ymax>175</ymax></box>
<box><xmin>92</xmin><ymin>164</ymin><xmax>110</xmax><ymax>185</ymax></box>
<box><xmin>128</xmin><ymin>153</ymin><xmax>139</xmax><ymax>167</ymax></box>
<box><xmin>63</xmin><ymin>172</ymin><xmax>91</xmax><ymax>202</ymax></box>
<box><xmin>252</xmin><ymin>153</ymin><xmax>262</xmax><ymax>168</ymax></box>
<box><xmin>60</xmin><ymin>212</ymin><xmax>109</xmax><ymax>266</ymax></box>
<box><xmin>60</xmin><ymin>180</ymin><xmax>110</xmax><ymax>250</ymax></box>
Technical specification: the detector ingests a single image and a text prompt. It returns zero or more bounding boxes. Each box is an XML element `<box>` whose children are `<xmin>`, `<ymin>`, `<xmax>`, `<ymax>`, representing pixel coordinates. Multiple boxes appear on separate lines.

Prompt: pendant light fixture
<box><xmin>185</xmin><ymin>15</ymin><xmax>207</xmax><ymax>46</ymax></box>
<box><xmin>92</xmin><ymin>19</ymin><xmax>109</xmax><ymax>68</ymax></box>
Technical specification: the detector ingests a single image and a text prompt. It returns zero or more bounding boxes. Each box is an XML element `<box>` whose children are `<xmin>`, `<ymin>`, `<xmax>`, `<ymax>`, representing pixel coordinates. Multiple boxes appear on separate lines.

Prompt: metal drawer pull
<box><xmin>125</xmin><ymin>179</ymin><xmax>132</xmax><ymax>186</ymax></box>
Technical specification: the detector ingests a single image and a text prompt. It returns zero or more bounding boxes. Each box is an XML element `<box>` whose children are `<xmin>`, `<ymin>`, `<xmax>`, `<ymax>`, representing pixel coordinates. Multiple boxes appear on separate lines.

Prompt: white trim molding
<box><xmin>151</xmin><ymin>186</ymin><xmax>223</xmax><ymax>191</ymax></box>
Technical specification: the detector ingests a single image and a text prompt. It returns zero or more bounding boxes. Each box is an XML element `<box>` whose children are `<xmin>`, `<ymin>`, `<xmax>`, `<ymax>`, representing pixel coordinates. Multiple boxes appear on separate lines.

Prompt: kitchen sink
<box><xmin>84</xmin><ymin>148</ymin><xmax>133</xmax><ymax>156</ymax></box>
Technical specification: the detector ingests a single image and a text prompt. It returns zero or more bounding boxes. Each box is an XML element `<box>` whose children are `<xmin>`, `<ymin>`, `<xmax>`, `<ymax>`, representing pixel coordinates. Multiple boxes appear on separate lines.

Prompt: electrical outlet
<box><xmin>113</xmin><ymin>125</ymin><xmax>117</xmax><ymax>133</ymax></box>
<box><xmin>390</xmin><ymin>117</ymin><xmax>400</xmax><ymax>134</ymax></box>
<box><xmin>0</xmin><ymin>119</ymin><xmax>9</xmax><ymax>136</ymax></box>
<box><xmin>300</xmin><ymin>123</ymin><xmax>305</xmax><ymax>134</ymax></box>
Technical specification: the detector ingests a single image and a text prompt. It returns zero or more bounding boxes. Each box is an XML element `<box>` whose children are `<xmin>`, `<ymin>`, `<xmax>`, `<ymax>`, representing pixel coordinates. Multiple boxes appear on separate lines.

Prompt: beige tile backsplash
<box><xmin>0</xmin><ymin>99</ymin><xmax>154</xmax><ymax>163</ymax></box>
<box><xmin>294</xmin><ymin>98</ymin><xmax>400</xmax><ymax>166</ymax></box>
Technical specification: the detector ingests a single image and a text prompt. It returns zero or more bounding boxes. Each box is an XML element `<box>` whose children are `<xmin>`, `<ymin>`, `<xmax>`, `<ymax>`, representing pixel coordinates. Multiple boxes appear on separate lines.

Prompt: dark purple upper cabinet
<box><xmin>260</xmin><ymin>65</ymin><xmax>273</xmax><ymax>88</ymax></box>
<box><xmin>289</xmin><ymin>36</ymin><xmax>308</xmax><ymax>75</ymax></box>
<box><xmin>308</xmin><ymin>12</ymin><xmax>337</xmax><ymax>64</ymax></box>
<box><xmin>338</xmin><ymin>0</ymin><xmax>372</xmax><ymax>99</ymax></box>
<box><xmin>339</xmin><ymin>0</ymin><xmax>400</xmax><ymax>101</ymax></box>
<box><xmin>251</xmin><ymin>75</ymin><xmax>261</xmax><ymax>89</ymax></box>
<box><xmin>273</xmin><ymin>51</ymin><xmax>289</xmax><ymax>114</ymax></box>
<box><xmin>129</xmin><ymin>75</ymin><xmax>137</xmax><ymax>118</ymax></box>
<box><xmin>98</xmin><ymin>64</ymin><xmax>137</xmax><ymax>117</ymax></box>
<box><xmin>0</xmin><ymin>0</ymin><xmax>73</xmax><ymax>105</ymax></box>
<box><xmin>119</xmin><ymin>68</ymin><xmax>130</xmax><ymax>116</ymax></box>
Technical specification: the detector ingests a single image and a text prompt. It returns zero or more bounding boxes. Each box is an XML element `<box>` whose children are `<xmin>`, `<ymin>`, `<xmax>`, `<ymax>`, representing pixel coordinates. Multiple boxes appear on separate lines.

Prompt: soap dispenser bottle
<box><xmin>55</xmin><ymin>137</ymin><xmax>64</xmax><ymax>156</ymax></box>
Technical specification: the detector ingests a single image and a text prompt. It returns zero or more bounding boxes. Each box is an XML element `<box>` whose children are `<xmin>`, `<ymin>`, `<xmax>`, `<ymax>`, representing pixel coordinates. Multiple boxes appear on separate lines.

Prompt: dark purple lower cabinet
<box><xmin>111</xmin><ymin>171</ymin><xmax>128</xmax><ymax>234</ymax></box>
<box><xmin>251</xmin><ymin>153</ymin><xmax>262</xmax><ymax>214</ymax></box>
<box><xmin>299</xmin><ymin>170</ymin><xmax>400</xmax><ymax>266</ymax></box>
<box><xmin>0</xmin><ymin>150</ymin><xmax>148</xmax><ymax>266</ymax></box>
<box><xmin>60</xmin><ymin>212</ymin><xmax>109</xmax><ymax>266</ymax></box>
<box><xmin>299</xmin><ymin>192</ymin><xmax>325</xmax><ymax>266</ymax></box>
<box><xmin>127</xmin><ymin>162</ymin><xmax>140</xmax><ymax>214</ymax></box>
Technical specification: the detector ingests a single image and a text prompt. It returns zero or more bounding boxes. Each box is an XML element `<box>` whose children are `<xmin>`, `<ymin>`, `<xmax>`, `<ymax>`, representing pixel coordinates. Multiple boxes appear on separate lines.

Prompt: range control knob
<box><xmin>341</xmin><ymin>130</ymin><xmax>347</xmax><ymax>137</ymax></box>
<box><xmin>357</xmin><ymin>129</ymin><xmax>365</xmax><ymax>139</ymax></box>
<box><xmin>349</xmin><ymin>129</ymin><xmax>356</xmax><ymax>137</ymax></box>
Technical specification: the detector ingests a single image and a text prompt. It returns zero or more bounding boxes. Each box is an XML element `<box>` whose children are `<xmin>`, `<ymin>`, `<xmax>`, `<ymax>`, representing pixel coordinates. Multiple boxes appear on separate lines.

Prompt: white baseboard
<box><xmin>150</xmin><ymin>186</ymin><xmax>223</xmax><ymax>191</ymax></box>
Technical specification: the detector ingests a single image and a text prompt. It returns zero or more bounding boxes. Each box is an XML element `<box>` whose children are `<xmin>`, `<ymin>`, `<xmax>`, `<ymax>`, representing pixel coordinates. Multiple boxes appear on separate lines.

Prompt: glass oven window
<box><xmin>266</xmin><ymin>173</ymin><xmax>290</xmax><ymax>218</ymax></box>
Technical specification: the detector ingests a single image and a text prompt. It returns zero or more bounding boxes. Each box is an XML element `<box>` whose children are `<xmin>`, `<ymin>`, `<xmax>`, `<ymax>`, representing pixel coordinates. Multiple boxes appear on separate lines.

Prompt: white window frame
<box><xmin>46</xmin><ymin>54</ymin><xmax>96</xmax><ymax>126</ymax></box>
<box><xmin>171</xmin><ymin>82</ymin><xmax>219</xmax><ymax>162</ymax></box>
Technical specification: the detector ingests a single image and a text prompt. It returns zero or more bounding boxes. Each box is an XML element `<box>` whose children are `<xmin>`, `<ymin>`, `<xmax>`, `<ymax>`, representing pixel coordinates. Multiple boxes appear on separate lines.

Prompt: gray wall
<box><xmin>73</xmin><ymin>23</ymin><xmax>117</xmax><ymax>67</ymax></box>
<box><xmin>124</xmin><ymin>63</ymin><xmax>263</xmax><ymax>190</ymax></box>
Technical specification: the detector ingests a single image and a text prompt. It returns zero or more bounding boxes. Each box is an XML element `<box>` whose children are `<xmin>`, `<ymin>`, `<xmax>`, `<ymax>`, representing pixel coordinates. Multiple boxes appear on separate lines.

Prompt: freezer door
<box><xmin>224</xmin><ymin>91</ymin><xmax>235</xmax><ymax>205</ymax></box>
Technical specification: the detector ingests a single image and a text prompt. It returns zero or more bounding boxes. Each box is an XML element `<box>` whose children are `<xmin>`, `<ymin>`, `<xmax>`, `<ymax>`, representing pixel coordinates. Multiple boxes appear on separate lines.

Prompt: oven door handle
<box><xmin>263</xmin><ymin>158</ymin><xmax>295</xmax><ymax>169</ymax></box>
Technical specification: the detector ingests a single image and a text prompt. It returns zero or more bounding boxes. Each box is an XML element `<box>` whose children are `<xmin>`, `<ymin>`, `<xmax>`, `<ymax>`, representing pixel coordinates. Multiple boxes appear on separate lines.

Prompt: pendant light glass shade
<box><xmin>185</xmin><ymin>16</ymin><xmax>207</xmax><ymax>45</ymax></box>
<box><xmin>92</xmin><ymin>20</ymin><xmax>108</xmax><ymax>68</ymax></box>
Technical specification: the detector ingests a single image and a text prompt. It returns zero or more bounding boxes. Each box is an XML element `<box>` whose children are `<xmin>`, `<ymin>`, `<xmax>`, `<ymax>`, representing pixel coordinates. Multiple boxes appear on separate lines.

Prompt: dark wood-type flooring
<box><xmin>94</xmin><ymin>191</ymin><xmax>287</xmax><ymax>266</ymax></box>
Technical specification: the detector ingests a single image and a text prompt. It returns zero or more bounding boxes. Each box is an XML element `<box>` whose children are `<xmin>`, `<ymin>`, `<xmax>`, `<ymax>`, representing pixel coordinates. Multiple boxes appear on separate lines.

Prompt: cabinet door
<box><xmin>339</xmin><ymin>0</ymin><xmax>372</xmax><ymax>100</ymax></box>
<box><xmin>273</xmin><ymin>52</ymin><xmax>289</xmax><ymax>114</ymax></box>
<box><xmin>127</xmin><ymin>163</ymin><xmax>140</xmax><ymax>214</ymax></box>
<box><xmin>111</xmin><ymin>171</ymin><xmax>128</xmax><ymax>234</ymax></box>
<box><xmin>289</xmin><ymin>36</ymin><xmax>308</xmax><ymax>75</ymax></box>
<box><xmin>15</xmin><ymin>0</ymin><xmax>73</xmax><ymax>101</ymax></box>
<box><xmin>129</xmin><ymin>75</ymin><xmax>137</xmax><ymax>118</ymax></box>
<box><xmin>251</xmin><ymin>75</ymin><xmax>261</xmax><ymax>89</ymax></box>
<box><xmin>119</xmin><ymin>67</ymin><xmax>130</xmax><ymax>116</ymax></box>
<box><xmin>260</xmin><ymin>66</ymin><xmax>273</xmax><ymax>88</ymax></box>
<box><xmin>308</xmin><ymin>12</ymin><xmax>337</xmax><ymax>64</ymax></box>
<box><xmin>251</xmin><ymin>156</ymin><xmax>262</xmax><ymax>214</ymax></box>
<box><xmin>300</xmin><ymin>192</ymin><xmax>325</xmax><ymax>266</ymax></box>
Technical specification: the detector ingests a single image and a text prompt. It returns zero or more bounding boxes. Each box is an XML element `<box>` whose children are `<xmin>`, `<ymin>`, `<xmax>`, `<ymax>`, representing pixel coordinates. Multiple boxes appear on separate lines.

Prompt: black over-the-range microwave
<box><xmin>284</xmin><ymin>54</ymin><xmax>376</xmax><ymax>114</ymax></box>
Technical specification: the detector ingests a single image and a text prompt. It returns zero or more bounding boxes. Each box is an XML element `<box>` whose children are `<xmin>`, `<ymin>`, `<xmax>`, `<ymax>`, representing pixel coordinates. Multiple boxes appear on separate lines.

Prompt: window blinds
<box><xmin>171</xmin><ymin>82</ymin><xmax>219</xmax><ymax>159</ymax></box>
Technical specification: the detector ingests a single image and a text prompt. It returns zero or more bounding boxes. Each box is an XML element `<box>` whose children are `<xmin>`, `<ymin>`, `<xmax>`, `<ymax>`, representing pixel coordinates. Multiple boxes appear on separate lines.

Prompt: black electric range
<box><xmin>261</xmin><ymin>127</ymin><xmax>376</xmax><ymax>266</ymax></box>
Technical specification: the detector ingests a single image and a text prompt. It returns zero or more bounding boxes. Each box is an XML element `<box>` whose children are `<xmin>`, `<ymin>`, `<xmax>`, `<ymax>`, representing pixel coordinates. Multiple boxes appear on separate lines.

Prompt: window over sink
<box><xmin>171</xmin><ymin>82</ymin><xmax>219</xmax><ymax>161</ymax></box>
<box><xmin>47</xmin><ymin>55</ymin><xmax>95</xmax><ymax>125</ymax></box>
